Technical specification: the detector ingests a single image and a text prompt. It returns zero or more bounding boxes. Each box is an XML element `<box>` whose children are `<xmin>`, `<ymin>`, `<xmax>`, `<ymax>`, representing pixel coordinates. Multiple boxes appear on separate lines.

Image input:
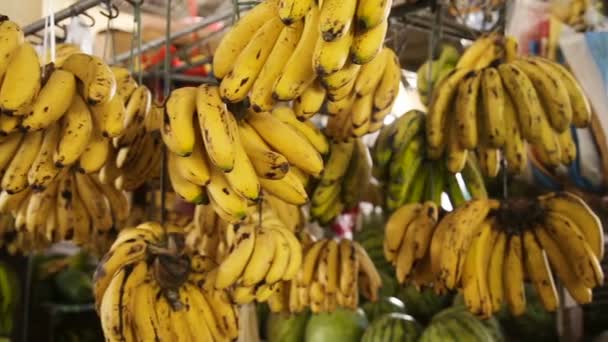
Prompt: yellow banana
<box><xmin>0</xmin><ymin>43</ymin><xmax>40</xmax><ymax>113</ymax></box>
<box><xmin>351</xmin><ymin>92</ymin><xmax>373</xmax><ymax>137</ymax></box>
<box><xmin>454</xmin><ymin>70</ymin><xmax>481</xmax><ymax>149</ymax></box>
<box><xmin>224</xmin><ymin>132</ymin><xmax>260</xmax><ymax>201</ymax></box>
<box><xmin>504</xmin><ymin>234</ymin><xmax>526</xmax><ymax>316</ymax></box>
<box><xmin>355</xmin><ymin>0</ymin><xmax>392</xmax><ymax>32</ymax></box>
<box><xmin>321</xmin><ymin>61</ymin><xmax>361</xmax><ymax>90</ymax></box>
<box><xmin>74</xmin><ymin>172</ymin><xmax>113</xmax><ymax>231</ymax></box>
<box><xmin>488</xmin><ymin>230</ymin><xmax>507</xmax><ymax>312</ymax></box>
<box><xmin>0</xmin><ymin>19</ymin><xmax>24</xmax><ymax>81</ymax></box>
<box><xmin>27</xmin><ymin>122</ymin><xmax>61</xmax><ymax>191</ymax></box>
<box><xmin>523</xmin><ymin>229</ymin><xmax>559</xmax><ymax>311</ymax></box>
<box><xmin>313</xmin><ymin>25</ymin><xmax>354</xmax><ymax>75</ymax></box>
<box><xmin>0</xmin><ymin>133</ymin><xmax>24</xmax><ymax>181</ymax></box>
<box><xmin>215</xmin><ymin>224</ymin><xmax>256</xmax><ymax>289</ymax></box>
<box><xmin>355</xmin><ymin>47</ymin><xmax>389</xmax><ymax>96</ymax></box>
<box><xmin>351</xmin><ymin>20</ymin><xmax>388</xmax><ymax>65</ymax></box>
<box><xmin>60</xmin><ymin>53</ymin><xmax>116</xmax><ymax>105</ymax></box>
<box><xmin>557</xmin><ymin>128</ymin><xmax>577</xmax><ymax>165</ymax></box>
<box><xmin>319</xmin><ymin>0</ymin><xmax>356</xmax><ymax>41</ymax></box>
<box><xmin>162</xmin><ymin>86</ymin><xmax>197</xmax><ymax>156</ymax></box>
<box><xmin>207</xmin><ymin>164</ymin><xmax>248</xmax><ymax>221</ymax></box>
<box><xmin>502</xmin><ymin>93</ymin><xmax>527</xmax><ymax>174</ymax></box>
<box><xmin>173</xmin><ymin>137</ymin><xmax>210</xmax><ymax>187</ymax></box>
<box><xmin>23</xmin><ymin>69</ymin><xmax>76</xmax><ymax>131</ymax></box>
<box><xmin>241</xmin><ymin>228</ymin><xmax>277</xmax><ymax>286</ymax></box>
<box><xmin>278</xmin><ymin>0</ymin><xmax>312</xmax><ymax>25</ymax></box>
<box><xmin>54</xmin><ymin>94</ymin><xmax>93</xmax><ymax>167</ymax></box>
<box><xmin>77</xmin><ymin>131</ymin><xmax>109</xmax><ymax>174</ymax></box>
<box><xmin>293</xmin><ymin>79</ymin><xmax>326</xmax><ymax>120</ymax></box>
<box><xmin>480</xmin><ymin>67</ymin><xmax>506</xmax><ymax>147</ymax></box>
<box><xmin>90</xmin><ymin>92</ymin><xmax>126</xmax><ymax>138</ymax></box>
<box><xmin>110</xmin><ymin>66</ymin><xmax>137</xmax><ymax>102</ymax></box>
<box><xmin>238</xmin><ymin>122</ymin><xmax>289</xmax><ymax>180</ymax></box>
<box><xmin>273</xmin><ymin>106</ymin><xmax>329</xmax><ymax>154</ymax></box>
<box><xmin>1</xmin><ymin>131</ymin><xmax>43</xmax><ymax>194</ymax></box>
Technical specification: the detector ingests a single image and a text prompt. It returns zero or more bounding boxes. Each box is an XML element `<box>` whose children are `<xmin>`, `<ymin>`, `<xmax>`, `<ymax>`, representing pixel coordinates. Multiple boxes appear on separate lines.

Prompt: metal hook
<box><xmin>77</xmin><ymin>11</ymin><xmax>96</xmax><ymax>27</ymax></box>
<box><xmin>100</xmin><ymin>1</ymin><xmax>120</xmax><ymax>19</ymax></box>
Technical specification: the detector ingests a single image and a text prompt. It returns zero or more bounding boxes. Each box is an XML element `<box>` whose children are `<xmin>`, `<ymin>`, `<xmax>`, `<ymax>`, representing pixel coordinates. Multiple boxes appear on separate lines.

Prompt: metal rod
<box><xmin>23</xmin><ymin>0</ymin><xmax>104</xmax><ymax>35</ymax></box>
<box><xmin>114</xmin><ymin>10</ymin><xmax>233</xmax><ymax>63</ymax></box>
<box><xmin>159</xmin><ymin>0</ymin><xmax>172</xmax><ymax>228</ymax></box>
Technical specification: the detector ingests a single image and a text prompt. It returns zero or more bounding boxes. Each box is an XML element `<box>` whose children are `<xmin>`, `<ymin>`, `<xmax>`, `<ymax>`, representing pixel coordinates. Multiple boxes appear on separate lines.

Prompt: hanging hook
<box><xmin>100</xmin><ymin>1</ymin><xmax>120</xmax><ymax>19</ymax></box>
<box><xmin>78</xmin><ymin>11</ymin><xmax>96</xmax><ymax>28</ymax></box>
<box><xmin>126</xmin><ymin>0</ymin><xmax>145</xmax><ymax>6</ymax></box>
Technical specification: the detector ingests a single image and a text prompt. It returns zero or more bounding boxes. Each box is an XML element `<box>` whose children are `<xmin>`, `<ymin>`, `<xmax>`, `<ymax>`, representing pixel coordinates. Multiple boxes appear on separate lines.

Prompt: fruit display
<box><xmin>309</xmin><ymin>138</ymin><xmax>371</xmax><ymax>224</ymax></box>
<box><xmin>419</xmin><ymin>306</ymin><xmax>504</xmax><ymax>342</ymax></box>
<box><xmin>421</xmin><ymin>192</ymin><xmax>604</xmax><ymax>318</ymax></box>
<box><xmin>372</xmin><ymin>109</ymin><xmax>488</xmax><ymax>211</ymax></box>
<box><xmin>304</xmin><ymin>308</ymin><xmax>369</xmax><ymax>342</ymax></box>
<box><xmin>94</xmin><ymin>222</ymin><xmax>239</xmax><ymax>341</ymax></box>
<box><xmin>361</xmin><ymin>312</ymin><xmax>422</xmax><ymax>342</ymax></box>
<box><xmin>426</xmin><ymin>34</ymin><xmax>589</xmax><ymax>176</ymax></box>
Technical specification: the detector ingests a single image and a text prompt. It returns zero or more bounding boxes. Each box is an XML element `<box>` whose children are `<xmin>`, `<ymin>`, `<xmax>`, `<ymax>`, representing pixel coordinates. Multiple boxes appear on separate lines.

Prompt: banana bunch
<box><xmin>428</xmin><ymin>191</ymin><xmax>604</xmax><ymax>318</ymax></box>
<box><xmin>94</xmin><ymin>222</ymin><xmax>240</xmax><ymax>341</ymax></box>
<box><xmin>416</xmin><ymin>45</ymin><xmax>460</xmax><ymax>106</ymax></box>
<box><xmin>322</xmin><ymin>47</ymin><xmax>402</xmax><ymax>140</ymax></box>
<box><xmin>383</xmin><ymin>201</ymin><xmax>439</xmax><ymax>286</ymax></box>
<box><xmin>205</xmin><ymin>208</ymin><xmax>303</xmax><ymax>307</ymax></box>
<box><xmin>0</xmin><ymin>169</ymin><xmax>130</xmax><ymax>252</ymax></box>
<box><xmin>164</xmin><ymin>84</ymin><xmax>324</xmax><ymax>222</ymax></box>
<box><xmin>275</xmin><ymin>238</ymin><xmax>382</xmax><ymax>314</ymax></box>
<box><xmin>426</xmin><ymin>34</ymin><xmax>590</xmax><ymax>177</ymax></box>
<box><xmin>0</xmin><ymin>261</ymin><xmax>19</xmax><ymax>337</ymax></box>
<box><xmin>310</xmin><ymin>138</ymin><xmax>372</xmax><ymax>224</ymax></box>
<box><xmin>373</xmin><ymin>110</ymin><xmax>489</xmax><ymax>212</ymax></box>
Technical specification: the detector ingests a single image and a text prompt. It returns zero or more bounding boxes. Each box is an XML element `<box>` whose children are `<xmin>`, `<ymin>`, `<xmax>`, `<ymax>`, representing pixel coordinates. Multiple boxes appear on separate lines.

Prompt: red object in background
<box><xmin>142</xmin><ymin>45</ymin><xmax>178</xmax><ymax>70</ymax></box>
<box><xmin>331</xmin><ymin>205</ymin><xmax>359</xmax><ymax>237</ymax></box>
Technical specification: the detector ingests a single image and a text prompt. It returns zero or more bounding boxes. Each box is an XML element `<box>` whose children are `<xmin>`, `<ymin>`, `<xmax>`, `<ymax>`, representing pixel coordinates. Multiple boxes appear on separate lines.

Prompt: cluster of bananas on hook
<box><xmin>197</xmin><ymin>207</ymin><xmax>303</xmax><ymax>306</ymax></box>
<box><xmin>420</xmin><ymin>191</ymin><xmax>604</xmax><ymax>318</ymax></box>
<box><xmin>373</xmin><ymin>110</ymin><xmax>488</xmax><ymax>212</ymax></box>
<box><xmin>94</xmin><ymin>222</ymin><xmax>240</xmax><ymax>341</ymax></box>
<box><xmin>383</xmin><ymin>201</ymin><xmax>439</xmax><ymax>287</ymax></box>
<box><xmin>310</xmin><ymin>138</ymin><xmax>372</xmax><ymax>224</ymax></box>
<box><xmin>0</xmin><ymin>169</ymin><xmax>129</xmax><ymax>254</ymax></box>
<box><xmin>268</xmin><ymin>238</ymin><xmax>382</xmax><ymax>314</ymax></box>
<box><xmin>163</xmin><ymin>83</ymin><xmax>325</xmax><ymax>222</ymax></box>
<box><xmin>213</xmin><ymin>0</ymin><xmax>393</xmax><ymax>110</ymax></box>
<box><xmin>426</xmin><ymin>34</ymin><xmax>590</xmax><ymax>177</ymax></box>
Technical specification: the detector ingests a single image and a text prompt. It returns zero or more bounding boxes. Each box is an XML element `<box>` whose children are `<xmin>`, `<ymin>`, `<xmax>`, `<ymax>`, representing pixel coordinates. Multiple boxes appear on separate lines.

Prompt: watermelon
<box><xmin>267</xmin><ymin>311</ymin><xmax>310</xmax><ymax>342</ymax></box>
<box><xmin>304</xmin><ymin>308</ymin><xmax>368</xmax><ymax>342</ymax></box>
<box><xmin>361</xmin><ymin>313</ymin><xmax>422</xmax><ymax>342</ymax></box>
<box><xmin>397</xmin><ymin>285</ymin><xmax>453</xmax><ymax>324</ymax></box>
<box><xmin>419</xmin><ymin>306</ymin><xmax>502</xmax><ymax>342</ymax></box>
<box><xmin>361</xmin><ymin>296</ymin><xmax>406</xmax><ymax>323</ymax></box>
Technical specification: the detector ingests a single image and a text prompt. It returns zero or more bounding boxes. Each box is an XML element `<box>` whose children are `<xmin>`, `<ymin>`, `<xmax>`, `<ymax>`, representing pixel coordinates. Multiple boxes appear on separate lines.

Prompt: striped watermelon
<box><xmin>419</xmin><ymin>306</ymin><xmax>503</xmax><ymax>342</ymax></box>
<box><xmin>361</xmin><ymin>296</ymin><xmax>406</xmax><ymax>323</ymax></box>
<box><xmin>361</xmin><ymin>313</ymin><xmax>422</xmax><ymax>342</ymax></box>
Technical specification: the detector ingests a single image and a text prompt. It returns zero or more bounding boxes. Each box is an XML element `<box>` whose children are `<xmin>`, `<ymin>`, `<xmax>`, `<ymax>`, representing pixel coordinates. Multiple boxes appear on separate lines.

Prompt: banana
<box><xmin>207</xmin><ymin>164</ymin><xmax>248</xmax><ymax>221</ymax></box>
<box><xmin>167</xmin><ymin>293</ymin><xmax>193</xmax><ymax>342</ymax></box>
<box><xmin>310</xmin><ymin>182</ymin><xmax>341</xmax><ymax>218</ymax></box>
<box><xmin>196</xmin><ymin>84</ymin><xmax>237</xmax><ymax>170</ymax></box>
<box><xmin>321</xmin><ymin>61</ymin><xmax>361</xmax><ymax>90</ymax></box>
<box><xmin>354</xmin><ymin>241</ymin><xmax>382</xmax><ymax>300</ymax></box>
<box><xmin>215</xmin><ymin>224</ymin><xmax>256</xmax><ymax>289</ymax></box>
<box><xmin>351</xmin><ymin>20</ymin><xmax>388</xmax><ymax>65</ymax></box>
<box><xmin>461</xmin><ymin>220</ymin><xmax>493</xmax><ymax>317</ymax></box>
<box><xmin>22</xmin><ymin>69</ymin><xmax>76</xmax><ymax>131</ymax></box>
<box><xmin>110</xmin><ymin>67</ymin><xmax>137</xmax><ymax>102</ymax></box>
<box><xmin>477</xmin><ymin>141</ymin><xmax>500</xmax><ymax>178</ymax></box>
<box><xmin>272</xmin><ymin>106</ymin><xmax>329</xmax><ymax>154</ymax></box>
<box><xmin>321</xmin><ymin>140</ymin><xmax>355</xmax><ymax>184</ymax></box>
<box><xmin>238</xmin><ymin>122</ymin><xmax>289</xmax><ymax>179</ymax></box>
<box><xmin>185</xmin><ymin>285</ymin><xmax>227</xmax><ymax>341</ymax></box>
<box><xmin>77</xmin><ymin>130</ymin><xmax>109</xmax><ymax>174</ymax></box>
<box><xmin>439</xmin><ymin>199</ymin><xmax>497</xmax><ymax>288</ymax></box>
<box><xmin>250</xmin><ymin>21</ymin><xmax>304</xmax><ymax>113</ymax></box>
<box><xmin>339</xmin><ymin>239</ymin><xmax>358</xmax><ymax>296</ymax></box>
<box><xmin>0</xmin><ymin>187</ymin><xmax>29</xmax><ymax>214</ymax></box>
<box><xmin>293</xmin><ymin>79</ymin><xmax>326</xmax><ymax>120</ymax></box>
<box><xmin>351</xmin><ymin>93</ymin><xmax>373</xmax><ymax>137</ymax></box>
<box><xmin>319</xmin><ymin>0</ymin><xmax>356</xmax><ymax>41</ymax></box>
<box><xmin>473</xmin><ymin>39</ymin><xmax>504</xmax><ymax>70</ymax></box>
<box><xmin>557</xmin><ymin>128</ymin><xmax>577</xmax><ymax>165</ymax></box>
<box><xmin>426</xmin><ymin>68</ymin><xmax>472</xmax><ymax>153</ymax></box>
<box><xmin>497</xmin><ymin>63</ymin><xmax>544</xmax><ymax>143</ymax></box>
<box><xmin>241</xmin><ymin>228</ymin><xmax>277</xmax><ymax>286</ymax></box>
<box><xmin>220</xmin><ymin>17</ymin><xmax>284</xmax><ymax>103</ymax></box>
<box><xmin>394</xmin><ymin>207</ymin><xmax>425</xmax><ymax>282</ymax></box>
<box><xmin>269</xmin><ymin>225</ymin><xmax>302</xmax><ymax>280</ymax></box>
<box><xmin>342</xmin><ymin>138</ymin><xmax>371</xmax><ymax>206</ymax></box>
<box><xmin>447</xmin><ymin>121</ymin><xmax>468</xmax><ymax>173</ymax></box>
<box><xmin>94</xmin><ymin>178</ymin><xmax>129</xmax><ymax>223</ymax></box>
<box><xmin>75</xmin><ymin>172</ymin><xmax>113</xmax><ymax>231</ymax></box>
<box><xmin>224</xmin><ymin>133</ymin><xmax>260</xmax><ymax>201</ymax></box>
<box><xmin>523</xmin><ymin>229</ymin><xmax>559</xmax><ymax>311</ymax></box>
<box><xmin>323</xmin><ymin>239</ymin><xmax>339</xmax><ymax>294</ymax></box>
<box><xmin>544</xmin><ymin>212</ymin><xmax>604</xmax><ymax>287</ymax></box>
<box><xmin>145</xmin><ymin>103</ymin><xmax>163</xmax><ymax>132</ymax></box>
<box><xmin>384</xmin><ymin>203</ymin><xmax>422</xmax><ymax>255</ymax></box>
<box><xmin>53</xmin><ymin>94</ymin><xmax>93</xmax><ymax>167</ymax></box>
<box><xmin>90</xmin><ymin>92</ymin><xmax>126</xmax><ymax>138</ymax></box>
<box><xmin>131</xmin><ymin>281</ymin><xmax>163</xmax><ymax>342</ymax></box>
<box><xmin>213</xmin><ymin>0</ymin><xmax>278</xmax><ymax>79</ymax></box>
<box><xmin>502</xmin><ymin>93</ymin><xmax>527</xmax><ymax>174</ymax></box>
<box><xmin>60</xmin><ymin>53</ymin><xmax>116</xmax><ymax>105</ymax></box>
<box><xmin>355</xmin><ymin>0</ymin><xmax>392</xmax><ymax>32</ymax></box>
<box><xmin>373</xmin><ymin>52</ymin><xmax>401</xmax><ymax>110</ymax></box>
<box><xmin>539</xmin><ymin>191</ymin><xmax>603</xmax><ymax>259</ymax></box>
<box><xmin>0</xmin><ymin>114</ymin><xmax>21</xmax><ymax>135</ymax></box>
<box><xmin>456</xmin><ymin>35</ymin><xmax>495</xmax><ymax>69</ymax></box>
<box><xmin>480</xmin><ymin>67</ymin><xmax>506</xmax><ymax>147</ymax></box>
<box><xmin>260</xmin><ymin>169</ymin><xmax>308</xmax><ymax>205</ymax></box>
<box><xmin>301</xmin><ymin>240</ymin><xmax>328</xmax><ymax>286</ymax></box>
<box><xmin>27</xmin><ymin>122</ymin><xmax>61</xmax><ymax>191</ymax></box>
<box><xmin>460</xmin><ymin>155</ymin><xmax>488</xmax><ymax>200</ymax></box>
<box><xmin>203</xmin><ymin>290</ymin><xmax>239</xmax><ymax>339</ymax></box>
<box><xmin>247</xmin><ymin>111</ymin><xmax>323</xmax><ymax>176</ymax></box>
<box><xmin>2</xmin><ymin>131</ymin><xmax>43</xmax><ymax>194</ymax></box>
<box><xmin>173</xmin><ymin>137</ymin><xmax>210</xmax><ymax>187</ymax></box>
<box><xmin>412</xmin><ymin>201</ymin><xmax>439</xmax><ymax>260</ymax></box>
<box><xmin>0</xmin><ymin>133</ymin><xmax>23</xmax><ymax>180</ymax></box>
<box><xmin>0</xmin><ymin>19</ymin><xmax>24</xmax><ymax>81</ymax></box>
<box><xmin>534</xmin><ymin>226</ymin><xmax>593</xmax><ymax>304</ymax></box>
<box><xmin>71</xmin><ymin>187</ymin><xmax>92</xmax><ymax>244</ymax></box>
<box><xmin>153</xmin><ymin>291</ymin><xmax>177</xmax><ymax>342</ymax></box>
<box><xmin>162</xmin><ymin>87</ymin><xmax>197</xmax><ymax>157</ymax></box>
<box><xmin>265</xmin><ymin>228</ymin><xmax>292</xmax><ymax>283</ymax></box>
<box><xmin>504</xmin><ymin>36</ymin><xmax>518</xmax><ymax>62</ymax></box>
<box><xmin>513</xmin><ymin>59</ymin><xmax>572</xmax><ymax>132</ymax></box>
<box><xmin>273</xmin><ymin>5</ymin><xmax>320</xmax><ymax>101</ymax></box>
<box><xmin>387</xmin><ymin>135</ymin><xmax>424</xmax><ymax>210</ymax></box>
<box><xmin>278</xmin><ymin>0</ymin><xmax>312</xmax><ymax>24</ymax></box>
<box><xmin>355</xmin><ymin>47</ymin><xmax>389</xmax><ymax>96</ymax></box>
<box><xmin>531</xmin><ymin>57</ymin><xmax>590</xmax><ymax>127</ymax></box>
<box><xmin>114</xmin><ymin>85</ymin><xmax>151</xmax><ymax>148</ymax></box>
<box><xmin>488</xmin><ymin>230</ymin><xmax>507</xmax><ymax>312</ymax></box>
<box><xmin>314</xmin><ymin>26</ymin><xmax>354</xmax><ymax>76</ymax></box>
<box><xmin>0</xmin><ymin>43</ymin><xmax>40</xmax><ymax>113</ymax></box>
<box><xmin>25</xmin><ymin>180</ymin><xmax>58</xmax><ymax>234</ymax></box>
<box><xmin>504</xmin><ymin>234</ymin><xmax>526</xmax><ymax>316</ymax></box>
<box><xmin>454</xmin><ymin>71</ymin><xmax>481</xmax><ymax>148</ymax></box>
<box><xmin>99</xmin><ymin>267</ymin><xmax>130</xmax><ymax>341</ymax></box>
